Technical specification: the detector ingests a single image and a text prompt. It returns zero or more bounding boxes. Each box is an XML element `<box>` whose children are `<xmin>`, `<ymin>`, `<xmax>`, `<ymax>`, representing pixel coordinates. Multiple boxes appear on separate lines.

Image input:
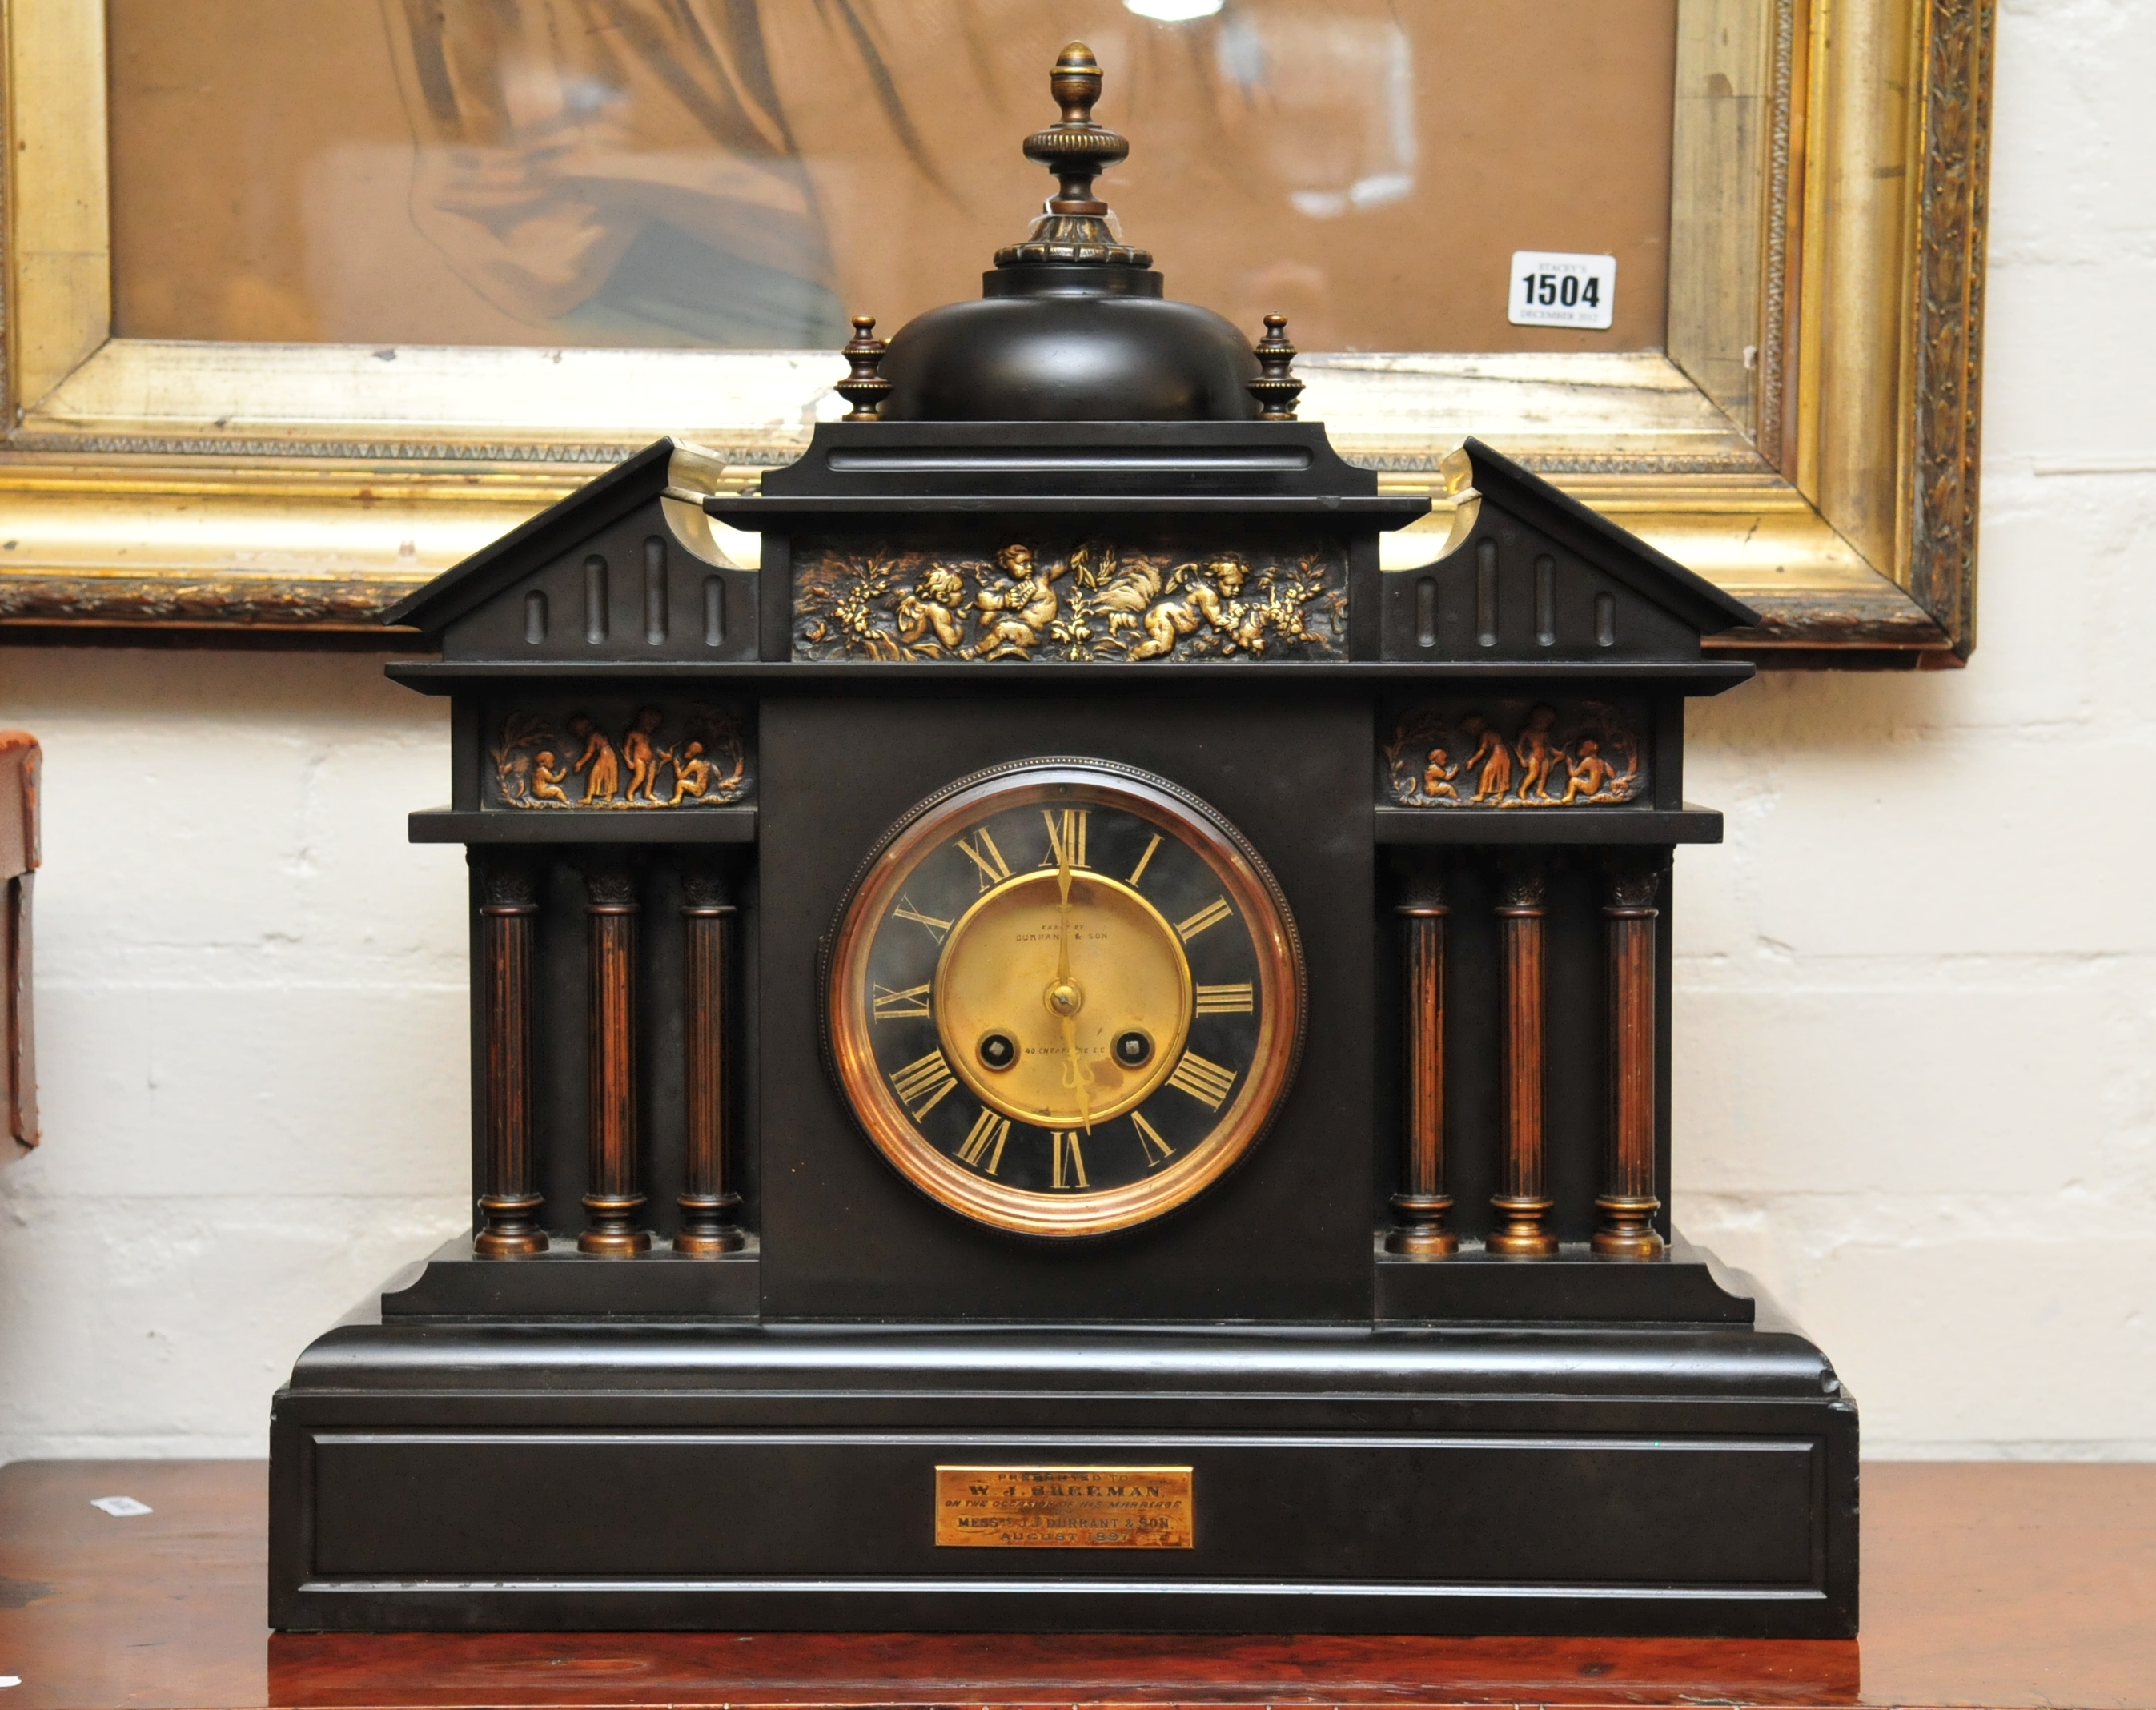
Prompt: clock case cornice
<box><xmin>387</xmin><ymin>432</ymin><xmax>1761</xmax><ymax>686</ymax></box>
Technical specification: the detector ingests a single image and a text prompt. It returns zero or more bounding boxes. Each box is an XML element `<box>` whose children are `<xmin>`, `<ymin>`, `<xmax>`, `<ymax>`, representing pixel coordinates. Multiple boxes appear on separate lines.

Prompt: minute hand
<box><xmin>1056</xmin><ymin>836</ymin><xmax>1092</xmax><ymax>1130</ymax></box>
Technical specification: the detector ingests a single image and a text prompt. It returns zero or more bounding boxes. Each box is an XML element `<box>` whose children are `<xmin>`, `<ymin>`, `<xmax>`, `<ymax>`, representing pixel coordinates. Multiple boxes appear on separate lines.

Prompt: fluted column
<box><xmin>472</xmin><ymin>855</ymin><xmax>546</xmax><ymax>1256</ymax></box>
<box><xmin>1489</xmin><ymin>856</ymin><xmax>1557</xmax><ymax>1257</ymax></box>
<box><xmin>580</xmin><ymin>861</ymin><xmax>648</xmax><ymax>1254</ymax></box>
<box><xmin>1595</xmin><ymin>849</ymin><xmax>1670</xmax><ymax>1258</ymax></box>
<box><xmin>676</xmin><ymin>863</ymin><xmax>745</xmax><ymax>1254</ymax></box>
<box><xmin>1386</xmin><ymin>858</ymin><xmax>1455</xmax><ymax>1257</ymax></box>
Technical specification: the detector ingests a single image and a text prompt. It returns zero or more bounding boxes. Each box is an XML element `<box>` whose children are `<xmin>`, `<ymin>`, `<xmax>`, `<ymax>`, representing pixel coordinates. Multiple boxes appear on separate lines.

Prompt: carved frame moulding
<box><xmin>0</xmin><ymin>0</ymin><xmax>1992</xmax><ymax>660</ymax></box>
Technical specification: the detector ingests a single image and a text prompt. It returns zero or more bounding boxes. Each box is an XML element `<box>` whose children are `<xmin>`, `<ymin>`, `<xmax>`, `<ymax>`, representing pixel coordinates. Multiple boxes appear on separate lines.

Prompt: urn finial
<box><xmin>994</xmin><ymin>43</ymin><xmax>1152</xmax><ymax>269</ymax></box>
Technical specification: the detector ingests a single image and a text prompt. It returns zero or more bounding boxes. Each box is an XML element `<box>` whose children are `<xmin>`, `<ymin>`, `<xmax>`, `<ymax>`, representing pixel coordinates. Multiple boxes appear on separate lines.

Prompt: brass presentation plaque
<box><xmin>934</xmin><ymin>1465</ymin><xmax>1195</xmax><ymax>1549</ymax></box>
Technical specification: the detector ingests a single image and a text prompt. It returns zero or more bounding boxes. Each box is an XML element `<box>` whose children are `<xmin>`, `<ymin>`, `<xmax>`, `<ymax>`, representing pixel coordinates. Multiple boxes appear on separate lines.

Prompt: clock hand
<box><xmin>1056</xmin><ymin>830</ymin><xmax>1073</xmax><ymax>982</ymax></box>
<box><xmin>1061</xmin><ymin>1015</ymin><xmax>1094</xmax><ymax>1133</ymax></box>
<box><xmin>1052</xmin><ymin>824</ymin><xmax>1093</xmax><ymax>1128</ymax></box>
<box><xmin>1043</xmin><ymin>832</ymin><xmax>1095</xmax><ymax>1130</ymax></box>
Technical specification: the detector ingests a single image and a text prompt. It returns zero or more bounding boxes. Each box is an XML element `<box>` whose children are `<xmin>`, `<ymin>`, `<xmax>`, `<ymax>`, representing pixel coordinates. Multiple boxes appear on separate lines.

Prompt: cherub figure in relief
<box><xmin>895</xmin><ymin>566</ymin><xmax>968</xmax><ymax>655</ymax></box>
<box><xmin>1126</xmin><ymin>556</ymin><xmax>1250</xmax><ymax>660</ymax></box>
<box><xmin>530</xmin><ymin>750</ymin><xmax>572</xmax><ymax>805</ymax></box>
<box><xmin>1516</xmin><ymin>704</ymin><xmax>1560</xmax><ymax>801</ymax></box>
<box><xmin>622</xmin><ymin>706</ymin><xmax>666</xmax><ymax>804</ymax></box>
<box><xmin>1463</xmin><ymin>715</ymin><xmax>1512</xmax><ymax>803</ymax></box>
<box><xmin>667</xmin><ymin>740</ymin><xmax>713</xmax><ymax>805</ymax></box>
<box><xmin>1560</xmin><ymin>737</ymin><xmax>1616</xmax><ymax>804</ymax></box>
<box><xmin>966</xmin><ymin>544</ymin><xmax>1066</xmax><ymax>660</ymax></box>
<box><xmin>1421</xmin><ymin>747</ymin><xmax>1459</xmax><ymax>800</ymax></box>
<box><xmin>569</xmin><ymin>716</ymin><xmax>622</xmax><ymax>804</ymax></box>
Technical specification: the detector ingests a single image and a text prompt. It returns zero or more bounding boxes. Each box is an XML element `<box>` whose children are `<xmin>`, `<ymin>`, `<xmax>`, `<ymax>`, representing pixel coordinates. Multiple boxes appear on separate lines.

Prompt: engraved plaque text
<box><xmin>934</xmin><ymin>1464</ymin><xmax>1194</xmax><ymax>1549</ymax></box>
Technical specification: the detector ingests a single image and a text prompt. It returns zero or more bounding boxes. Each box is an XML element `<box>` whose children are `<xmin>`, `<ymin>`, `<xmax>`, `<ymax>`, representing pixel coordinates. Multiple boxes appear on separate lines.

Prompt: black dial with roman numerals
<box><xmin>825</xmin><ymin>759</ymin><xmax>1304</xmax><ymax>1238</ymax></box>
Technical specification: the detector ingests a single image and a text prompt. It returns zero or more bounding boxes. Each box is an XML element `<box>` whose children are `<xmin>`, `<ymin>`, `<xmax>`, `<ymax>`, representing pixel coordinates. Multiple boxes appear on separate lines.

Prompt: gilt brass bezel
<box><xmin>825</xmin><ymin>759</ymin><xmax>1304</xmax><ymax>1238</ymax></box>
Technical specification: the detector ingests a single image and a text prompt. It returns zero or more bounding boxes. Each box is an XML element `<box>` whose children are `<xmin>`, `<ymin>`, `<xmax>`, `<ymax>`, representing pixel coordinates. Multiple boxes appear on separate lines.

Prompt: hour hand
<box><xmin>1056</xmin><ymin>837</ymin><xmax>1074</xmax><ymax>980</ymax></box>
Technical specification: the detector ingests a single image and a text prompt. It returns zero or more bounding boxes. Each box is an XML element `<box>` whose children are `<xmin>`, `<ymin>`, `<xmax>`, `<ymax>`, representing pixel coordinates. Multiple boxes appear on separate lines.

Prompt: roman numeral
<box><xmin>1050</xmin><ymin>1130</ymin><xmax>1090</xmax><ymax>1190</ymax></box>
<box><xmin>893</xmin><ymin>893</ymin><xmax>951</xmax><ymax>943</ymax></box>
<box><xmin>1166</xmin><ymin>1050</ymin><xmax>1237</xmax><ymax>1111</ymax></box>
<box><xmin>1194</xmin><ymin>981</ymin><xmax>1255</xmax><ymax>1014</ymax></box>
<box><xmin>889</xmin><ymin>1049</ymin><xmax>958</xmax><ymax>1118</ymax></box>
<box><xmin>956</xmin><ymin>1109</ymin><xmax>1010</xmax><ymax>1174</ymax></box>
<box><xmin>1039</xmin><ymin>808</ymin><xmax>1090</xmax><ymax>869</ymax></box>
<box><xmin>870</xmin><ymin>981</ymin><xmax>933</xmax><ymax>1021</ymax></box>
<box><xmin>1132</xmin><ymin>1110</ymin><xmax>1174</xmax><ymax>1167</ymax></box>
<box><xmin>1127</xmin><ymin>833</ymin><xmax>1162</xmax><ymax>887</ymax></box>
<box><xmin>1175</xmin><ymin>897</ymin><xmax>1232</xmax><ymax>941</ymax></box>
<box><xmin>956</xmin><ymin>829</ymin><xmax>1011</xmax><ymax>889</ymax></box>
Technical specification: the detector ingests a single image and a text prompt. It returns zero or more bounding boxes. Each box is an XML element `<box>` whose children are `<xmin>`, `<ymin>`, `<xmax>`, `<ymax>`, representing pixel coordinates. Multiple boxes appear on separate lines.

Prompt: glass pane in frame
<box><xmin>108</xmin><ymin>0</ymin><xmax>1684</xmax><ymax>355</ymax></box>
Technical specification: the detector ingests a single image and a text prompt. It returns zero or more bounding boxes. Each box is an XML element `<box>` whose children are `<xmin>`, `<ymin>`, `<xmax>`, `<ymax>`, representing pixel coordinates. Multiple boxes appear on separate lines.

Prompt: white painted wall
<box><xmin>2</xmin><ymin>0</ymin><xmax>2152</xmax><ymax>1460</ymax></box>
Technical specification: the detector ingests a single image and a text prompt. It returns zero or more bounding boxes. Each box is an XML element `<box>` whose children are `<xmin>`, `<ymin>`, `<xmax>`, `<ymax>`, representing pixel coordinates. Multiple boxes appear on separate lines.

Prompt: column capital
<box><xmin>471</xmin><ymin>850</ymin><xmax>540</xmax><ymax>913</ymax></box>
<box><xmin>1603</xmin><ymin>845</ymin><xmax>1672</xmax><ymax>913</ymax></box>
<box><xmin>1493</xmin><ymin>853</ymin><xmax>1550</xmax><ymax>913</ymax></box>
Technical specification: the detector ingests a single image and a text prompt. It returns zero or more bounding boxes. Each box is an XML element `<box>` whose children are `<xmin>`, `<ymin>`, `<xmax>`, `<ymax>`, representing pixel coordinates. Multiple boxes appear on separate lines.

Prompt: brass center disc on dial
<box><xmin>936</xmin><ymin>869</ymin><xmax>1192</xmax><ymax>1127</ymax></box>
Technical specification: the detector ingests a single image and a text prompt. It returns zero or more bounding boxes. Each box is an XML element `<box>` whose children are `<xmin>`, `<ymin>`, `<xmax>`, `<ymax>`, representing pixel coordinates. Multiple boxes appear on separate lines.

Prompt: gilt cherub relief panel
<box><xmin>791</xmin><ymin>536</ymin><xmax>1349</xmax><ymax>663</ymax></box>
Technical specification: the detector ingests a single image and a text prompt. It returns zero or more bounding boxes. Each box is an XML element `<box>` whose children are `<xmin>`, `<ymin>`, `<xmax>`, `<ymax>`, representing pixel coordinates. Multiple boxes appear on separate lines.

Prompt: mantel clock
<box><xmin>270</xmin><ymin>45</ymin><xmax>1858</xmax><ymax>1639</ymax></box>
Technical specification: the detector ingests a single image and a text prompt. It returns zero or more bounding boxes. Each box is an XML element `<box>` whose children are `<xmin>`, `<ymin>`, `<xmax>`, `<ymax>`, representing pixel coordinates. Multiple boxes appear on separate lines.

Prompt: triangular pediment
<box><xmin>1383</xmin><ymin>438</ymin><xmax>1759</xmax><ymax>664</ymax></box>
<box><xmin>386</xmin><ymin>439</ymin><xmax>757</xmax><ymax>662</ymax></box>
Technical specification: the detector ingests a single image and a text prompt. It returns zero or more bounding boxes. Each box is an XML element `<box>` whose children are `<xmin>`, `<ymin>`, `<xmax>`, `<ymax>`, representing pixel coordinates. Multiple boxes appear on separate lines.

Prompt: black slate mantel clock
<box><xmin>269</xmin><ymin>45</ymin><xmax>1857</xmax><ymax>1637</ymax></box>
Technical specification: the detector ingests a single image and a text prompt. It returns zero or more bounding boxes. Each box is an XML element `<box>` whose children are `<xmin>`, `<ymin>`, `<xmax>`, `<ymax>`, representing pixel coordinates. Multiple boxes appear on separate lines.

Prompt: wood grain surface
<box><xmin>0</xmin><ymin>1459</ymin><xmax>2150</xmax><ymax>1708</ymax></box>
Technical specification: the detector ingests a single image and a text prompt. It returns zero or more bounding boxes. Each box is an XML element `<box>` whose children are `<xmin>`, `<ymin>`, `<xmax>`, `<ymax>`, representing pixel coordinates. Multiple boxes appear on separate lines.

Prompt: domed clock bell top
<box><xmin>284</xmin><ymin>41</ymin><xmax>1856</xmax><ymax>1644</ymax></box>
<box><xmin>865</xmin><ymin>42</ymin><xmax>1264</xmax><ymax>423</ymax></box>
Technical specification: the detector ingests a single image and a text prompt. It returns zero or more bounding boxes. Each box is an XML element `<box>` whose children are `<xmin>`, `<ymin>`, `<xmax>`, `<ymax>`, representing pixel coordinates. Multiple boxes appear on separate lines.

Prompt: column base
<box><xmin>472</xmin><ymin>1194</ymin><xmax>548</xmax><ymax>1258</ymax></box>
<box><xmin>1487</xmin><ymin>1195</ymin><xmax>1558</xmax><ymax>1258</ymax></box>
<box><xmin>579</xmin><ymin>1194</ymin><xmax>652</xmax><ymax>1256</ymax></box>
<box><xmin>1383</xmin><ymin>1193</ymin><xmax>1458</xmax><ymax>1258</ymax></box>
<box><xmin>1593</xmin><ymin>1197</ymin><xmax>1667</xmax><ymax>1260</ymax></box>
<box><xmin>675</xmin><ymin>1193</ymin><xmax>747</xmax><ymax>1257</ymax></box>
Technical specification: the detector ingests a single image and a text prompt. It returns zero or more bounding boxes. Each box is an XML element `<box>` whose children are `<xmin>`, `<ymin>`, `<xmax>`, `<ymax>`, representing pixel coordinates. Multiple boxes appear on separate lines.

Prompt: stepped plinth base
<box><xmin>271</xmin><ymin>1254</ymin><xmax>1856</xmax><ymax>1637</ymax></box>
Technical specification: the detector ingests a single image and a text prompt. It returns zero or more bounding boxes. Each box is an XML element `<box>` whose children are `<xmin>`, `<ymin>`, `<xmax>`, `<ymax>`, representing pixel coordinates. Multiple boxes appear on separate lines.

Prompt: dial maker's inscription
<box><xmin>935</xmin><ymin>1466</ymin><xmax>1194</xmax><ymax>1549</ymax></box>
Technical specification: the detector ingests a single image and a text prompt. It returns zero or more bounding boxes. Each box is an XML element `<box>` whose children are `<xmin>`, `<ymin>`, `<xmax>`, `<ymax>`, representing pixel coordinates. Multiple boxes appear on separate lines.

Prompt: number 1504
<box><xmin>1520</xmin><ymin>272</ymin><xmax>1600</xmax><ymax>310</ymax></box>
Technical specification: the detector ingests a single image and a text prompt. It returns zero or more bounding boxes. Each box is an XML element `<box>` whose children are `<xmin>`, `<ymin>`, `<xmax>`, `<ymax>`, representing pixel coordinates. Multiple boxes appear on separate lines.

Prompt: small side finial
<box><xmin>995</xmin><ymin>43</ymin><xmax>1151</xmax><ymax>268</ymax></box>
<box><xmin>1248</xmin><ymin>315</ymin><xmax>1304</xmax><ymax>420</ymax></box>
<box><xmin>836</xmin><ymin>315</ymin><xmax>890</xmax><ymax>420</ymax></box>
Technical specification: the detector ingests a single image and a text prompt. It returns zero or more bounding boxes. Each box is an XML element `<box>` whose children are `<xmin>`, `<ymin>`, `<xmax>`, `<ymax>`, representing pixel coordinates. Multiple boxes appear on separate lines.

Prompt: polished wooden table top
<box><xmin>0</xmin><ymin>1459</ymin><xmax>2151</xmax><ymax>1709</ymax></box>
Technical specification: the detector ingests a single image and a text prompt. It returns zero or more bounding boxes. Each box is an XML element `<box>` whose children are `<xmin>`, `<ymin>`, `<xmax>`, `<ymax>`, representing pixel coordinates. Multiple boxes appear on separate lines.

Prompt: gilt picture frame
<box><xmin>0</xmin><ymin>0</ymin><xmax>1991</xmax><ymax>660</ymax></box>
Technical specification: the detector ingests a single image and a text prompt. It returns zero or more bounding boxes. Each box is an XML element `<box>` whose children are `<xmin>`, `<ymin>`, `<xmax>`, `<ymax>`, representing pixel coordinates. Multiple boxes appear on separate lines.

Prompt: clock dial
<box><xmin>826</xmin><ymin>760</ymin><xmax>1303</xmax><ymax>1237</ymax></box>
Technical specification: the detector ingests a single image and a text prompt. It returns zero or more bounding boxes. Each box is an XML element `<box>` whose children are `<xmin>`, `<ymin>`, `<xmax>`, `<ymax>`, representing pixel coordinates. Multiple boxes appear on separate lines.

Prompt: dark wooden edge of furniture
<box><xmin>8</xmin><ymin>1460</ymin><xmax>2156</xmax><ymax>1708</ymax></box>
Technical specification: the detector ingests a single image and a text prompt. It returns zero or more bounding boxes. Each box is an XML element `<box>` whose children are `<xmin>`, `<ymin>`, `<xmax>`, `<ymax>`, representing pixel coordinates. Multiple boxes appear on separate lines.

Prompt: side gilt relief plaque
<box><xmin>488</xmin><ymin>704</ymin><xmax>752</xmax><ymax>810</ymax></box>
<box><xmin>1382</xmin><ymin>700</ymin><xmax>1648</xmax><ymax>809</ymax></box>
